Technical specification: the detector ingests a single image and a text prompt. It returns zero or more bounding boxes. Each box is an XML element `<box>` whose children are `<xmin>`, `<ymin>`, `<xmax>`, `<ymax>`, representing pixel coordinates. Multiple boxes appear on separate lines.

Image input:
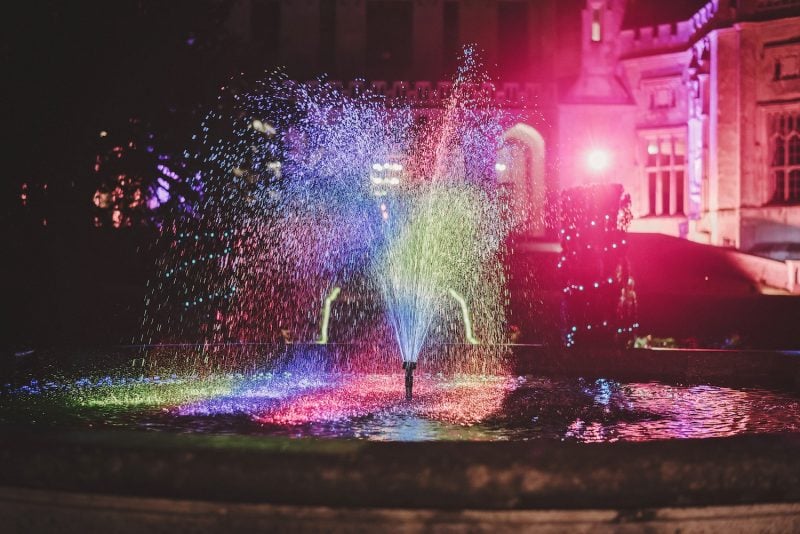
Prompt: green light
<box><xmin>317</xmin><ymin>286</ymin><xmax>341</xmax><ymax>344</ymax></box>
<box><xmin>448</xmin><ymin>289</ymin><xmax>479</xmax><ymax>345</ymax></box>
<box><xmin>375</xmin><ymin>185</ymin><xmax>508</xmax><ymax>362</ymax></box>
<box><xmin>73</xmin><ymin>377</ymin><xmax>236</xmax><ymax>409</ymax></box>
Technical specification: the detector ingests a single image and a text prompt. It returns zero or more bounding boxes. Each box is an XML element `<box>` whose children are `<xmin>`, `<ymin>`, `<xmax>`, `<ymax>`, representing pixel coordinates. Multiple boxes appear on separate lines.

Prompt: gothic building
<box><xmin>567</xmin><ymin>0</ymin><xmax>800</xmax><ymax>250</ymax></box>
<box><xmin>231</xmin><ymin>0</ymin><xmax>800</xmax><ymax>249</ymax></box>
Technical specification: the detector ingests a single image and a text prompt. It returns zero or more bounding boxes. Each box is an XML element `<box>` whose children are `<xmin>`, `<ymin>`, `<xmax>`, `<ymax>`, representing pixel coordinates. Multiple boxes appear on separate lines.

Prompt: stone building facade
<box><xmin>570</xmin><ymin>0</ymin><xmax>800</xmax><ymax>250</ymax></box>
<box><xmin>231</xmin><ymin>0</ymin><xmax>800</xmax><ymax>249</ymax></box>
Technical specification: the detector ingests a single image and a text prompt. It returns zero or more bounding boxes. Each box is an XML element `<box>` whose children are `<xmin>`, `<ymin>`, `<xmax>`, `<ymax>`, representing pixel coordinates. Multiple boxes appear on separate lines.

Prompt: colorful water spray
<box><xmin>142</xmin><ymin>49</ymin><xmax>512</xmax><ymax>396</ymax></box>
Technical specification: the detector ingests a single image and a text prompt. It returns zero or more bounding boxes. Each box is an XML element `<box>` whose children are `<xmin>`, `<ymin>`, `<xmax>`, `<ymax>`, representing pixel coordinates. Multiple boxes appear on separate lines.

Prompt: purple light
<box><xmin>156</xmin><ymin>186</ymin><xmax>170</xmax><ymax>204</ymax></box>
<box><xmin>157</xmin><ymin>165</ymin><xmax>180</xmax><ymax>181</ymax></box>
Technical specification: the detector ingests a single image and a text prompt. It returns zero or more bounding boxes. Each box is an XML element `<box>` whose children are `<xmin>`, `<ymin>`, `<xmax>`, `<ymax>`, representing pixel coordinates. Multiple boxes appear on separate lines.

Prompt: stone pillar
<box><xmin>335</xmin><ymin>0</ymin><xmax>366</xmax><ymax>78</ymax></box>
<box><xmin>413</xmin><ymin>0</ymin><xmax>443</xmax><ymax>80</ymax></box>
<box><xmin>737</xmin><ymin>23</ymin><xmax>758</xmax><ymax>202</ymax></box>
<box><xmin>709</xmin><ymin>28</ymin><xmax>742</xmax><ymax>247</ymax></box>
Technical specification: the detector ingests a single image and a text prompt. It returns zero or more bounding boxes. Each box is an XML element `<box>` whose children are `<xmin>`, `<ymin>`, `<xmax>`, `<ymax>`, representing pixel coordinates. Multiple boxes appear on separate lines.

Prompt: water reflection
<box><xmin>4</xmin><ymin>374</ymin><xmax>800</xmax><ymax>442</ymax></box>
<box><xmin>562</xmin><ymin>382</ymin><xmax>800</xmax><ymax>442</ymax></box>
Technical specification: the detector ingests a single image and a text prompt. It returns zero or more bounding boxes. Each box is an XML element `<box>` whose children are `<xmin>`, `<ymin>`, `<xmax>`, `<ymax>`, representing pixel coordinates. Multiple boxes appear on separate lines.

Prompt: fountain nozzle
<box><xmin>402</xmin><ymin>361</ymin><xmax>416</xmax><ymax>401</ymax></box>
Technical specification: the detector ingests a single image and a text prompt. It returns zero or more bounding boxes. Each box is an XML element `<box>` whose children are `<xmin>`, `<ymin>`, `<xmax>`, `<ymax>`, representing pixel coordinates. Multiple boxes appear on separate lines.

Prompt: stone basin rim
<box><xmin>2</xmin><ymin>429</ymin><xmax>800</xmax><ymax>511</ymax></box>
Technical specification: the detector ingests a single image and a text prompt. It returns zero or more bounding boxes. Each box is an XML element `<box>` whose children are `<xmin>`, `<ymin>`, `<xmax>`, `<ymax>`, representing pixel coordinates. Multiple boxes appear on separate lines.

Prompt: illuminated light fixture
<box><xmin>591</xmin><ymin>8</ymin><xmax>602</xmax><ymax>42</ymax></box>
<box><xmin>495</xmin><ymin>162</ymin><xmax>507</xmax><ymax>172</ymax></box>
<box><xmin>371</xmin><ymin>177</ymin><xmax>401</xmax><ymax>186</ymax></box>
<box><xmin>372</xmin><ymin>162</ymin><xmax>403</xmax><ymax>173</ymax></box>
<box><xmin>586</xmin><ymin>149</ymin><xmax>610</xmax><ymax>173</ymax></box>
<box><xmin>381</xmin><ymin>162</ymin><xmax>402</xmax><ymax>171</ymax></box>
<box><xmin>448</xmin><ymin>289</ymin><xmax>479</xmax><ymax>345</ymax></box>
<box><xmin>155</xmin><ymin>186</ymin><xmax>170</xmax><ymax>203</ymax></box>
<box><xmin>250</xmin><ymin>119</ymin><xmax>276</xmax><ymax>135</ymax></box>
<box><xmin>316</xmin><ymin>286</ymin><xmax>341</xmax><ymax>344</ymax></box>
<box><xmin>158</xmin><ymin>165</ymin><xmax>179</xmax><ymax>180</ymax></box>
<box><xmin>99</xmin><ymin>130</ymin><xmax>108</xmax><ymax>138</ymax></box>
<box><xmin>647</xmin><ymin>143</ymin><xmax>659</xmax><ymax>155</ymax></box>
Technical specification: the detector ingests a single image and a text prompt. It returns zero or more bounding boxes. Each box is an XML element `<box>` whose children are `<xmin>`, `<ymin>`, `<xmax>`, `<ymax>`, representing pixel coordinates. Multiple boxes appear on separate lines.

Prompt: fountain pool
<box><xmin>4</xmin><ymin>345</ymin><xmax>800</xmax><ymax>531</ymax></box>
<box><xmin>5</xmin><ymin>52</ymin><xmax>800</xmax><ymax>531</ymax></box>
<box><xmin>4</xmin><ymin>345</ymin><xmax>800</xmax><ymax>443</ymax></box>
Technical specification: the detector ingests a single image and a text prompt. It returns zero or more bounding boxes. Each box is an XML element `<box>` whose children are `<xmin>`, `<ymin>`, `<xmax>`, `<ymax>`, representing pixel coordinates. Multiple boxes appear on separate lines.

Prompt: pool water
<box><xmin>3</xmin><ymin>371</ymin><xmax>800</xmax><ymax>442</ymax></box>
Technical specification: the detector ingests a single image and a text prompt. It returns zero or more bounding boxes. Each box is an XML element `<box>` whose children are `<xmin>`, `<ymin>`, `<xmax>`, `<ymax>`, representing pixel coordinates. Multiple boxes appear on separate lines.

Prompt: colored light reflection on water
<box><xmin>4</xmin><ymin>374</ymin><xmax>800</xmax><ymax>442</ymax></box>
<box><xmin>564</xmin><ymin>382</ymin><xmax>800</xmax><ymax>443</ymax></box>
<box><xmin>247</xmin><ymin>374</ymin><xmax>513</xmax><ymax>426</ymax></box>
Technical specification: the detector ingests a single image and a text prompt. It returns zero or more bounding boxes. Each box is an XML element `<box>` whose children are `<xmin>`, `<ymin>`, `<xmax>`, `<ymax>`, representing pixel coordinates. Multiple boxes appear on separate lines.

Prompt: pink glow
<box><xmin>252</xmin><ymin>374</ymin><xmax>513</xmax><ymax>426</ymax></box>
<box><xmin>586</xmin><ymin>148</ymin><xmax>610</xmax><ymax>173</ymax></box>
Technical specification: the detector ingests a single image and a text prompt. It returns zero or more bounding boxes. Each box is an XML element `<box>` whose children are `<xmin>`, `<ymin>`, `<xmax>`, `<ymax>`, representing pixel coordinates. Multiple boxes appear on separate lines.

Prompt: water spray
<box><xmin>145</xmin><ymin>47</ymin><xmax>512</xmax><ymax>378</ymax></box>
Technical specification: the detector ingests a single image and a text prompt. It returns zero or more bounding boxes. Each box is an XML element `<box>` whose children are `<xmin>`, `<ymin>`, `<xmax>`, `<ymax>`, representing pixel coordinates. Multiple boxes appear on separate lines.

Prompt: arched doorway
<box><xmin>497</xmin><ymin>124</ymin><xmax>546</xmax><ymax>236</ymax></box>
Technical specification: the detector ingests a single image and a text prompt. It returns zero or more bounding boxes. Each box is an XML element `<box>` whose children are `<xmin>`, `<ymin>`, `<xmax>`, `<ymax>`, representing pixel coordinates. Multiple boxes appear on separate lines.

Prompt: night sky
<box><xmin>4</xmin><ymin>2</ymin><xmax>237</xmax><ymax>189</ymax></box>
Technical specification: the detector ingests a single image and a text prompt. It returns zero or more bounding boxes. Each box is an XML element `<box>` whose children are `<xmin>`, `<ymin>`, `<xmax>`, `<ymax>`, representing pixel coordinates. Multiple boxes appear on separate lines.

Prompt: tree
<box><xmin>559</xmin><ymin>183</ymin><xmax>637</xmax><ymax>348</ymax></box>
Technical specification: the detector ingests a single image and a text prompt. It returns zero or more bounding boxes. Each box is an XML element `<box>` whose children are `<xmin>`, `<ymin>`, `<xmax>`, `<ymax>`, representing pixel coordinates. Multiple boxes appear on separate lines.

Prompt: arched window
<box><xmin>498</xmin><ymin>124</ymin><xmax>546</xmax><ymax>236</ymax></box>
<box><xmin>769</xmin><ymin>111</ymin><xmax>800</xmax><ymax>203</ymax></box>
<box><xmin>496</xmin><ymin>138</ymin><xmax>532</xmax><ymax>228</ymax></box>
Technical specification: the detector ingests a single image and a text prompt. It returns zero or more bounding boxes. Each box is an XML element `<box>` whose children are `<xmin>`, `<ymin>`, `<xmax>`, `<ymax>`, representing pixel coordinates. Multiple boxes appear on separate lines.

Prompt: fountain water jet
<box><xmin>144</xmin><ymin>47</ymin><xmax>513</xmax><ymax>393</ymax></box>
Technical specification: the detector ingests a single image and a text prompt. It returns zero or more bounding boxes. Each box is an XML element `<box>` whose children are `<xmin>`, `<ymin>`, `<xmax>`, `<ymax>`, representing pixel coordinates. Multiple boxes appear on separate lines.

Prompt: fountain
<box><xmin>5</xmin><ymin>51</ymin><xmax>800</xmax><ymax>438</ymax></box>
<box><xmin>142</xmin><ymin>48</ymin><xmax>510</xmax><ymax>396</ymax></box>
<box><xmin>4</xmin><ymin>50</ymin><xmax>800</xmax><ymax>531</ymax></box>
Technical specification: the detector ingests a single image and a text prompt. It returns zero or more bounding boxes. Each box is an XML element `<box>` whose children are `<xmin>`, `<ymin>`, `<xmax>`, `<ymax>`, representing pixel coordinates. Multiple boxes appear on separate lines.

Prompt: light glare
<box><xmin>586</xmin><ymin>149</ymin><xmax>610</xmax><ymax>172</ymax></box>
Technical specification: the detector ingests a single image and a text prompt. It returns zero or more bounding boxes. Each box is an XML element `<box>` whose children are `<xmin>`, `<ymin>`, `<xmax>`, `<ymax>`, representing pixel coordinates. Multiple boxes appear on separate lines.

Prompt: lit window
<box><xmin>591</xmin><ymin>8</ymin><xmax>602</xmax><ymax>42</ymax></box>
<box><xmin>768</xmin><ymin>110</ymin><xmax>800</xmax><ymax>203</ymax></box>
<box><xmin>643</xmin><ymin>135</ymin><xmax>686</xmax><ymax>215</ymax></box>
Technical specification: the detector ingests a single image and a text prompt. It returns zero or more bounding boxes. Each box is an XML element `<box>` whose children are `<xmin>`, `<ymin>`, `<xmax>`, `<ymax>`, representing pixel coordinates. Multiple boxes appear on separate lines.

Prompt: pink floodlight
<box><xmin>586</xmin><ymin>148</ymin><xmax>611</xmax><ymax>173</ymax></box>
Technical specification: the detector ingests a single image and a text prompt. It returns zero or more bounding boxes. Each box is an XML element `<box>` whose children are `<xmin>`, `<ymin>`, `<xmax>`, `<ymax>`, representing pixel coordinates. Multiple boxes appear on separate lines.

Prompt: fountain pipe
<box><xmin>402</xmin><ymin>361</ymin><xmax>416</xmax><ymax>401</ymax></box>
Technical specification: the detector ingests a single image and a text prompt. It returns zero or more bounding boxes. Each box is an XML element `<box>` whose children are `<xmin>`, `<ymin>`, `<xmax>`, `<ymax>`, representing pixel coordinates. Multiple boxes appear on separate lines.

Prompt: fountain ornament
<box><xmin>143</xmin><ymin>47</ymin><xmax>513</xmax><ymax>398</ymax></box>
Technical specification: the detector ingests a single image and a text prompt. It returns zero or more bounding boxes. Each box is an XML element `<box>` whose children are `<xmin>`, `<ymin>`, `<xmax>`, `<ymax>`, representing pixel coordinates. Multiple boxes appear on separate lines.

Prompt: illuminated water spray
<box><xmin>144</xmin><ymin>48</ymin><xmax>512</xmax><ymax>396</ymax></box>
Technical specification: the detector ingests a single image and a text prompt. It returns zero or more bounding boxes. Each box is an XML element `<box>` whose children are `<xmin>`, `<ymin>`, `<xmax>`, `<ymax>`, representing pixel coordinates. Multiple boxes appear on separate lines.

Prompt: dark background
<box><xmin>5</xmin><ymin>0</ymin><xmax>791</xmax><ymax>351</ymax></box>
<box><xmin>2</xmin><ymin>1</ymin><xmax>245</xmax><ymax>348</ymax></box>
